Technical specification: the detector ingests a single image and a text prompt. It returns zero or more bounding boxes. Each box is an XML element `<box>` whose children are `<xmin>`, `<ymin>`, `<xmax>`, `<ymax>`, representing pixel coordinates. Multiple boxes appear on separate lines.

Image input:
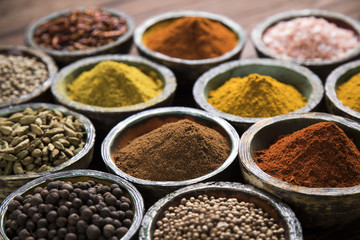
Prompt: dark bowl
<box><xmin>25</xmin><ymin>7</ymin><xmax>135</xmax><ymax>66</ymax></box>
<box><xmin>134</xmin><ymin>10</ymin><xmax>246</xmax><ymax>86</ymax></box>
<box><xmin>251</xmin><ymin>9</ymin><xmax>360</xmax><ymax>80</ymax></box>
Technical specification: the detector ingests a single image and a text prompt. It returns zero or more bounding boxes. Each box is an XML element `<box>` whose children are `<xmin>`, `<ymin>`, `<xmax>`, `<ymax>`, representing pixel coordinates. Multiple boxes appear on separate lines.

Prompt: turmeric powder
<box><xmin>207</xmin><ymin>73</ymin><xmax>307</xmax><ymax>118</ymax></box>
<box><xmin>336</xmin><ymin>72</ymin><xmax>360</xmax><ymax>112</ymax></box>
<box><xmin>67</xmin><ymin>61</ymin><xmax>163</xmax><ymax>108</ymax></box>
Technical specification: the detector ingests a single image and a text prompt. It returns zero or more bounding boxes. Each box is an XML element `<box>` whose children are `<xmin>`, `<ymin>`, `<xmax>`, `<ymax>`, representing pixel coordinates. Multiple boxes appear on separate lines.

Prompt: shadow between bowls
<box><xmin>251</xmin><ymin>9</ymin><xmax>360</xmax><ymax>80</ymax></box>
<box><xmin>325</xmin><ymin>59</ymin><xmax>360</xmax><ymax>122</ymax></box>
<box><xmin>0</xmin><ymin>169</ymin><xmax>144</xmax><ymax>240</ymax></box>
<box><xmin>134</xmin><ymin>10</ymin><xmax>246</xmax><ymax>86</ymax></box>
<box><xmin>0</xmin><ymin>45</ymin><xmax>58</xmax><ymax>109</ymax></box>
<box><xmin>101</xmin><ymin>107</ymin><xmax>240</xmax><ymax>208</ymax></box>
<box><xmin>193</xmin><ymin>58</ymin><xmax>324</xmax><ymax>133</ymax></box>
<box><xmin>139</xmin><ymin>182</ymin><xmax>303</xmax><ymax>239</ymax></box>
<box><xmin>51</xmin><ymin>54</ymin><xmax>177</xmax><ymax>132</ymax></box>
<box><xmin>0</xmin><ymin>103</ymin><xmax>95</xmax><ymax>202</ymax></box>
<box><xmin>25</xmin><ymin>7</ymin><xmax>135</xmax><ymax>66</ymax></box>
<box><xmin>238</xmin><ymin>112</ymin><xmax>360</xmax><ymax>228</ymax></box>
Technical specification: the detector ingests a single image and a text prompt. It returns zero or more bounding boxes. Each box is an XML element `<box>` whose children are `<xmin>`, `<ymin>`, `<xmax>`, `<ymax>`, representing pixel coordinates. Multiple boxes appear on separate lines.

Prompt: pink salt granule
<box><xmin>262</xmin><ymin>16</ymin><xmax>359</xmax><ymax>61</ymax></box>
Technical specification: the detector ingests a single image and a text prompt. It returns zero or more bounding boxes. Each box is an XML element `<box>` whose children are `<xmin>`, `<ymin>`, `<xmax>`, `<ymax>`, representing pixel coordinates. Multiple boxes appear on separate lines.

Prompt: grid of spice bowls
<box><xmin>238</xmin><ymin>112</ymin><xmax>360</xmax><ymax>227</ymax></box>
<box><xmin>251</xmin><ymin>9</ymin><xmax>360</xmax><ymax>80</ymax></box>
<box><xmin>0</xmin><ymin>45</ymin><xmax>57</xmax><ymax>109</ymax></box>
<box><xmin>25</xmin><ymin>7</ymin><xmax>135</xmax><ymax>66</ymax></box>
<box><xmin>101</xmin><ymin>107</ymin><xmax>239</xmax><ymax>206</ymax></box>
<box><xmin>134</xmin><ymin>10</ymin><xmax>246</xmax><ymax>85</ymax></box>
<box><xmin>325</xmin><ymin>59</ymin><xmax>360</xmax><ymax>122</ymax></box>
<box><xmin>193</xmin><ymin>58</ymin><xmax>324</xmax><ymax>132</ymax></box>
<box><xmin>140</xmin><ymin>182</ymin><xmax>302</xmax><ymax>239</ymax></box>
<box><xmin>0</xmin><ymin>169</ymin><xmax>144</xmax><ymax>240</ymax></box>
<box><xmin>51</xmin><ymin>54</ymin><xmax>176</xmax><ymax>131</ymax></box>
<box><xmin>0</xmin><ymin>103</ymin><xmax>95</xmax><ymax>202</ymax></box>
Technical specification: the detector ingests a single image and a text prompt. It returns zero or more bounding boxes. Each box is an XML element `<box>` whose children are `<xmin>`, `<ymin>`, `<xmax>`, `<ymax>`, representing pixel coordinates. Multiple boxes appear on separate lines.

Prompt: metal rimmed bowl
<box><xmin>25</xmin><ymin>7</ymin><xmax>135</xmax><ymax>66</ymax></box>
<box><xmin>0</xmin><ymin>45</ymin><xmax>57</xmax><ymax>109</ymax></box>
<box><xmin>239</xmin><ymin>112</ymin><xmax>360</xmax><ymax>228</ymax></box>
<box><xmin>0</xmin><ymin>103</ymin><xmax>95</xmax><ymax>202</ymax></box>
<box><xmin>51</xmin><ymin>54</ymin><xmax>176</xmax><ymax>132</ymax></box>
<box><xmin>0</xmin><ymin>169</ymin><xmax>144</xmax><ymax>240</ymax></box>
<box><xmin>326</xmin><ymin>59</ymin><xmax>360</xmax><ymax>122</ymax></box>
<box><xmin>193</xmin><ymin>58</ymin><xmax>324</xmax><ymax>132</ymax></box>
<box><xmin>134</xmin><ymin>10</ymin><xmax>246</xmax><ymax>86</ymax></box>
<box><xmin>139</xmin><ymin>182</ymin><xmax>303</xmax><ymax>239</ymax></box>
<box><xmin>251</xmin><ymin>9</ymin><xmax>360</xmax><ymax>80</ymax></box>
<box><xmin>101</xmin><ymin>107</ymin><xmax>239</xmax><ymax>206</ymax></box>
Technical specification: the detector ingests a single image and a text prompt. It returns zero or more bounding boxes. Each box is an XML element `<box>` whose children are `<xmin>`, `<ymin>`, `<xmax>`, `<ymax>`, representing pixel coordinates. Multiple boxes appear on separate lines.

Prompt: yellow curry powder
<box><xmin>207</xmin><ymin>73</ymin><xmax>307</xmax><ymax>118</ymax></box>
<box><xmin>337</xmin><ymin>72</ymin><xmax>360</xmax><ymax>112</ymax></box>
<box><xmin>67</xmin><ymin>61</ymin><xmax>163</xmax><ymax>108</ymax></box>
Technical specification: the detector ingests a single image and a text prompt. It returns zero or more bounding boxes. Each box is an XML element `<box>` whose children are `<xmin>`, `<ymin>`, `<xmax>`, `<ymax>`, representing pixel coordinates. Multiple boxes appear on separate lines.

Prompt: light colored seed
<box><xmin>63</xmin><ymin>148</ymin><xmax>74</xmax><ymax>158</ymax></box>
<box><xmin>31</xmin><ymin>138</ymin><xmax>42</xmax><ymax>147</ymax></box>
<box><xmin>53</xmin><ymin>109</ymin><xmax>63</xmax><ymax>118</ymax></box>
<box><xmin>68</xmin><ymin>137</ymin><xmax>80</xmax><ymax>146</ymax></box>
<box><xmin>11</xmin><ymin>135</ymin><xmax>27</xmax><ymax>146</ymax></box>
<box><xmin>0</xmin><ymin>126</ymin><xmax>12</xmax><ymax>135</ymax></box>
<box><xmin>64</xmin><ymin>121</ymin><xmax>76</xmax><ymax>131</ymax></box>
<box><xmin>30</xmin><ymin>123</ymin><xmax>43</xmax><ymax>135</ymax></box>
<box><xmin>31</xmin><ymin>148</ymin><xmax>42</xmax><ymax>158</ymax></box>
<box><xmin>74</xmin><ymin>147</ymin><xmax>83</xmax><ymax>155</ymax></box>
<box><xmin>21</xmin><ymin>156</ymin><xmax>33</xmax><ymax>166</ymax></box>
<box><xmin>12</xmin><ymin>125</ymin><xmax>29</xmax><ymax>136</ymax></box>
<box><xmin>64</xmin><ymin>126</ymin><xmax>76</xmax><ymax>137</ymax></box>
<box><xmin>53</xmin><ymin>159</ymin><xmax>63</xmax><ymax>166</ymax></box>
<box><xmin>42</xmin><ymin>146</ymin><xmax>49</xmax><ymax>156</ymax></box>
<box><xmin>34</xmin><ymin>157</ymin><xmax>42</xmax><ymax>165</ymax></box>
<box><xmin>37</xmin><ymin>164</ymin><xmax>48</xmax><ymax>172</ymax></box>
<box><xmin>4</xmin><ymin>161</ymin><xmax>13</xmax><ymax>174</ymax></box>
<box><xmin>45</xmin><ymin>127</ymin><xmax>65</xmax><ymax>135</ymax></box>
<box><xmin>0</xmin><ymin>160</ymin><xmax>7</xmax><ymax>168</ymax></box>
<box><xmin>14</xmin><ymin>139</ymin><xmax>30</xmax><ymax>152</ymax></box>
<box><xmin>8</xmin><ymin>112</ymin><xmax>24</xmax><ymax>122</ymax></box>
<box><xmin>16</xmin><ymin>150</ymin><xmax>29</xmax><ymax>160</ymax></box>
<box><xmin>0</xmin><ymin>121</ymin><xmax>13</xmax><ymax>127</ymax></box>
<box><xmin>35</xmin><ymin>118</ymin><xmax>43</xmax><ymax>126</ymax></box>
<box><xmin>51</xmin><ymin>149</ymin><xmax>60</xmax><ymax>159</ymax></box>
<box><xmin>0</xmin><ymin>147</ymin><xmax>15</xmax><ymax>154</ymax></box>
<box><xmin>51</xmin><ymin>133</ymin><xmax>64</xmax><ymax>141</ymax></box>
<box><xmin>58</xmin><ymin>138</ymin><xmax>70</xmax><ymax>147</ymax></box>
<box><xmin>3</xmin><ymin>153</ymin><xmax>17</xmax><ymax>161</ymax></box>
<box><xmin>19</xmin><ymin>115</ymin><xmax>36</xmax><ymax>124</ymax></box>
<box><xmin>13</xmin><ymin>162</ymin><xmax>24</xmax><ymax>175</ymax></box>
<box><xmin>42</xmin><ymin>137</ymin><xmax>51</xmax><ymax>144</ymax></box>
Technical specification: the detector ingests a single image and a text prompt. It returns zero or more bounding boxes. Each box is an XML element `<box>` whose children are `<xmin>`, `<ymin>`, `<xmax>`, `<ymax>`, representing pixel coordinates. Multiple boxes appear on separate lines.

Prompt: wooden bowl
<box><xmin>0</xmin><ymin>103</ymin><xmax>95</xmax><ymax>202</ymax></box>
<box><xmin>139</xmin><ymin>182</ymin><xmax>303</xmax><ymax>239</ymax></box>
<box><xmin>325</xmin><ymin>59</ymin><xmax>360</xmax><ymax>122</ymax></box>
<box><xmin>0</xmin><ymin>169</ymin><xmax>144</xmax><ymax>240</ymax></box>
<box><xmin>101</xmin><ymin>107</ymin><xmax>239</xmax><ymax>207</ymax></box>
<box><xmin>251</xmin><ymin>9</ymin><xmax>360</xmax><ymax>80</ymax></box>
<box><xmin>51</xmin><ymin>54</ymin><xmax>176</xmax><ymax>132</ymax></box>
<box><xmin>134</xmin><ymin>10</ymin><xmax>246</xmax><ymax>86</ymax></box>
<box><xmin>25</xmin><ymin>7</ymin><xmax>135</xmax><ymax>66</ymax></box>
<box><xmin>238</xmin><ymin>112</ymin><xmax>360</xmax><ymax>228</ymax></box>
<box><xmin>0</xmin><ymin>45</ymin><xmax>57</xmax><ymax>109</ymax></box>
<box><xmin>193</xmin><ymin>58</ymin><xmax>323</xmax><ymax>132</ymax></box>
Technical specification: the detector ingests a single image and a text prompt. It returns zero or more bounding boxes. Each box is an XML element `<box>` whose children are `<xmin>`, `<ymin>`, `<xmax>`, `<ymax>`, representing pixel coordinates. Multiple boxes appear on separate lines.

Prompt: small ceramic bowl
<box><xmin>239</xmin><ymin>112</ymin><xmax>360</xmax><ymax>227</ymax></box>
<box><xmin>251</xmin><ymin>9</ymin><xmax>360</xmax><ymax>80</ymax></box>
<box><xmin>193</xmin><ymin>58</ymin><xmax>324</xmax><ymax>132</ymax></box>
<box><xmin>0</xmin><ymin>103</ymin><xmax>95</xmax><ymax>202</ymax></box>
<box><xmin>101</xmin><ymin>107</ymin><xmax>239</xmax><ymax>206</ymax></box>
<box><xmin>0</xmin><ymin>45</ymin><xmax>57</xmax><ymax>109</ymax></box>
<box><xmin>326</xmin><ymin>59</ymin><xmax>360</xmax><ymax>122</ymax></box>
<box><xmin>25</xmin><ymin>7</ymin><xmax>135</xmax><ymax>66</ymax></box>
<box><xmin>139</xmin><ymin>182</ymin><xmax>303</xmax><ymax>239</ymax></box>
<box><xmin>0</xmin><ymin>169</ymin><xmax>144</xmax><ymax>240</ymax></box>
<box><xmin>52</xmin><ymin>54</ymin><xmax>176</xmax><ymax>132</ymax></box>
<box><xmin>134</xmin><ymin>10</ymin><xmax>246</xmax><ymax>86</ymax></box>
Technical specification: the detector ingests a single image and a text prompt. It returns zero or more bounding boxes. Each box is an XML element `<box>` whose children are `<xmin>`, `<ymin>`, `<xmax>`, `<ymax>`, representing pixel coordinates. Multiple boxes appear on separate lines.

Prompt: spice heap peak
<box><xmin>255</xmin><ymin>122</ymin><xmax>360</xmax><ymax>188</ymax></box>
<box><xmin>143</xmin><ymin>16</ymin><xmax>238</xmax><ymax>60</ymax></box>
<box><xmin>67</xmin><ymin>61</ymin><xmax>163</xmax><ymax>108</ymax></box>
<box><xmin>208</xmin><ymin>73</ymin><xmax>306</xmax><ymax>118</ymax></box>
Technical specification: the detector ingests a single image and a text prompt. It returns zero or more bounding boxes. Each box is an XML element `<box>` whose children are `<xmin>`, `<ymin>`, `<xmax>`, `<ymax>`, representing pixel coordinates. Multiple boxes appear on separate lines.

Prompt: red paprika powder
<box><xmin>254</xmin><ymin>122</ymin><xmax>360</xmax><ymax>188</ymax></box>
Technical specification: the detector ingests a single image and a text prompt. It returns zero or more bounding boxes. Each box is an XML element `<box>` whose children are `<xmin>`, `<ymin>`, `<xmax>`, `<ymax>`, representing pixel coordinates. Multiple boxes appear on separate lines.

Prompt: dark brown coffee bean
<box><xmin>30</xmin><ymin>195</ymin><xmax>43</xmax><ymax>206</ymax></box>
<box><xmin>125</xmin><ymin>210</ymin><xmax>134</xmax><ymax>219</ymax></box>
<box><xmin>5</xmin><ymin>228</ymin><xmax>15</xmax><ymax>238</ymax></box>
<box><xmin>44</xmin><ymin>203</ymin><xmax>54</xmax><ymax>213</ymax></box>
<box><xmin>59</xmin><ymin>189</ymin><xmax>70</xmax><ymax>199</ymax></box>
<box><xmin>31</xmin><ymin>213</ymin><xmax>42</xmax><ymax>223</ymax></box>
<box><xmin>69</xmin><ymin>192</ymin><xmax>77</xmax><ymax>201</ymax></box>
<box><xmin>58</xmin><ymin>205</ymin><xmax>69</xmax><ymax>217</ymax></box>
<box><xmin>61</xmin><ymin>183</ymin><xmax>74</xmax><ymax>192</ymax></box>
<box><xmin>72</xmin><ymin>198</ymin><xmax>82</xmax><ymax>208</ymax></box>
<box><xmin>86</xmin><ymin>224</ymin><xmax>101</xmax><ymax>240</ymax></box>
<box><xmin>8</xmin><ymin>200</ymin><xmax>20</xmax><ymax>212</ymax></box>
<box><xmin>74</xmin><ymin>188</ymin><xmax>81</xmax><ymax>195</ymax></box>
<box><xmin>87</xmin><ymin>180</ymin><xmax>95</xmax><ymax>187</ymax></box>
<box><xmin>120</xmin><ymin>202</ymin><xmax>130</xmax><ymax>211</ymax></box>
<box><xmin>67</xmin><ymin>225</ymin><xmax>77</xmax><ymax>234</ymax></box>
<box><xmin>16</xmin><ymin>213</ymin><xmax>27</xmax><ymax>225</ymax></box>
<box><xmin>68</xmin><ymin>213</ymin><xmax>80</xmax><ymax>225</ymax></box>
<box><xmin>14</xmin><ymin>195</ymin><xmax>24</xmax><ymax>202</ymax></box>
<box><xmin>27</xmin><ymin>206</ymin><xmax>38</xmax><ymax>216</ymax></box>
<box><xmin>103</xmin><ymin>224</ymin><xmax>115</xmax><ymax>238</ymax></box>
<box><xmin>23</xmin><ymin>203</ymin><xmax>31</xmax><ymax>213</ymax></box>
<box><xmin>100</xmin><ymin>185</ymin><xmax>110</xmax><ymax>194</ymax></box>
<box><xmin>37</xmin><ymin>218</ymin><xmax>48</xmax><ymax>228</ymax></box>
<box><xmin>58</xmin><ymin>227</ymin><xmax>68</xmax><ymax>239</ymax></box>
<box><xmin>26</xmin><ymin>220</ymin><xmax>36</xmax><ymax>232</ymax></box>
<box><xmin>56</xmin><ymin>216</ymin><xmax>67</xmax><ymax>228</ymax></box>
<box><xmin>47</xmin><ymin>210</ymin><xmax>57</xmax><ymax>222</ymax></box>
<box><xmin>115</xmin><ymin>227</ymin><xmax>128</xmax><ymax>238</ymax></box>
<box><xmin>99</xmin><ymin>207</ymin><xmax>111</xmax><ymax>218</ymax></box>
<box><xmin>87</xmin><ymin>199</ymin><xmax>94</xmax><ymax>206</ymax></box>
<box><xmin>112</xmin><ymin>187</ymin><xmax>122</xmax><ymax>199</ymax></box>
<box><xmin>46</xmin><ymin>191</ymin><xmax>60</xmax><ymax>204</ymax></box>
<box><xmin>118</xmin><ymin>210</ymin><xmax>125</xmax><ymax>220</ymax></box>
<box><xmin>76</xmin><ymin>220</ymin><xmax>88</xmax><ymax>233</ymax></box>
<box><xmin>25</xmin><ymin>236</ymin><xmax>35</xmax><ymax>240</ymax></box>
<box><xmin>80</xmin><ymin>207</ymin><xmax>92</xmax><ymax>221</ymax></box>
<box><xmin>104</xmin><ymin>217</ymin><xmax>113</xmax><ymax>225</ymax></box>
<box><xmin>123</xmin><ymin>218</ymin><xmax>132</xmax><ymax>228</ymax></box>
<box><xmin>105</xmin><ymin>195</ymin><xmax>117</xmax><ymax>206</ymax></box>
<box><xmin>36</xmin><ymin>228</ymin><xmax>48</xmax><ymax>238</ymax></box>
<box><xmin>79</xmin><ymin>190</ymin><xmax>90</xmax><ymax>202</ymax></box>
<box><xmin>113</xmin><ymin>219</ymin><xmax>122</xmax><ymax>228</ymax></box>
<box><xmin>38</xmin><ymin>203</ymin><xmax>46</xmax><ymax>214</ymax></box>
<box><xmin>48</xmin><ymin>229</ymin><xmax>57</xmax><ymax>238</ymax></box>
<box><xmin>65</xmin><ymin>232</ymin><xmax>77</xmax><ymax>240</ymax></box>
<box><xmin>34</xmin><ymin>187</ymin><xmax>43</xmax><ymax>194</ymax></box>
<box><xmin>40</xmin><ymin>189</ymin><xmax>49</xmax><ymax>199</ymax></box>
<box><xmin>19</xmin><ymin>228</ymin><xmax>31</xmax><ymax>239</ymax></box>
<box><xmin>121</xmin><ymin>196</ymin><xmax>131</xmax><ymax>204</ymax></box>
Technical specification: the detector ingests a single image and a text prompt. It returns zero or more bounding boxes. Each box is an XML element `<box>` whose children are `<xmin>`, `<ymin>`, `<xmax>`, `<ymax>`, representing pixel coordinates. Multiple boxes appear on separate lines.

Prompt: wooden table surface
<box><xmin>1</xmin><ymin>0</ymin><xmax>360</xmax><ymax>239</ymax></box>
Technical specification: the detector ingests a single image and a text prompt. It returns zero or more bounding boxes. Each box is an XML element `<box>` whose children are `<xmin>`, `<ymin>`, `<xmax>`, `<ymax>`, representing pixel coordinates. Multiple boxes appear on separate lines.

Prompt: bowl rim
<box><xmin>101</xmin><ymin>106</ymin><xmax>239</xmax><ymax>187</ymax></box>
<box><xmin>24</xmin><ymin>7</ymin><xmax>135</xmax><ymax>57</ymax></box>
<box><xmin>239</xmin><ymin>112</ymin><xmax>360</xmax><ymax>196</ymax></box>
<box><xmin>251</xmin><ymin>8</ymin><xmax>360</xmax><ymax>66</ymax></box>
<box><xmin>0</xmin><ymin>45</ymin><xmax>58</xmax><ymax>109</ymax></box>
<box><xmin>325</xmin><ymin>59</ymin><xmax>360</xmax><ymax>120</ymax></box>
<box><xmin>51</xmin><ymin>54</ymin><xmax>177</xmax><ymax>113</ymax></box>
<box><xmin>139</xmin><ymin>181</ymin><xmax>303</xmax><ymax>240</ymax></box>
<box><xmin>193</xmin><ymin>58</ymin><xmax>324</xmax><ymax>124</ymax></box>
<box><xmin>134</xmin><ymin>10</ymin><xmax>246</xmax><ymax>65</ymax></box>
<box><xmin>0</xmin><ymin>169</ymin><xmax>144</xmax><ymax>240</ymax></box>
<box><xmin>0</xmin><ymin>102</ymin><xmax>96</xmax><ymax>180</ymax></box>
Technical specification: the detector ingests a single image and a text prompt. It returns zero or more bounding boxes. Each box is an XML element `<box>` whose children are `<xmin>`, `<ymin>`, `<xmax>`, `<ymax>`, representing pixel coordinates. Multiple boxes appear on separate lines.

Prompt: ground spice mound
<box><xmin>337</xmin><ymin>72</ymin><xmax>360</xmax><ymax>113</ymax></box>
<box><xmin>254</xmin><ymin>122</ymin><xmax>360</xmax><ymax>188</ymax></box>
<box><xmin>262</xmin><ymin>16</ymin><xmax>359</xmax><ymax>60</ymax></box>
<box><xmin>113</xmin><ymin>119</ymin><xmax>230</xmax><ymax>181</ymax></box>
<box><xmin>143</xmin><ymin>16</ymin><xmax>238</xmax><ymax>60</ymax></box>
